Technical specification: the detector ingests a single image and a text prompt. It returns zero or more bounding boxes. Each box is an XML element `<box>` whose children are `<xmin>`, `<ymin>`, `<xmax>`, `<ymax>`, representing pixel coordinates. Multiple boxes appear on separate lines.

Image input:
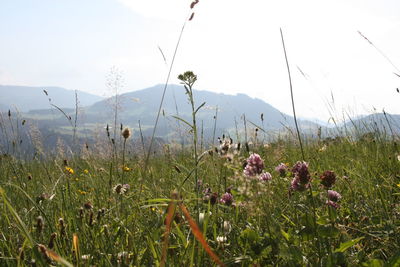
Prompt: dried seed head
<box><xmin>58</xmin><ymin>218</ymin><xmax>66</xmax><ymax>237</ymax></box>
<box><xmin>122</xmin><ymin>127</ymin><xmax>131</xmax><ymax>139</ymax></box>
<box><xmin>36</xmin><ymin>216</ymin><xmax>44</xmax><ymax>233</ymax></box>
<box><xmin>88</xmin><ymin>210</ymin><xmax>94</xmax><ymax>227</ymax></box>
<box><xmin>79</xmin><ymin>207</ymin><xmax>84</xmax><ymax>219</ymax></box>
<box><xmin>48</xmin><ymin>233</ymin><xmax>57</xmax><ymax>249</ymax></box>
<box><xmin>320</xmin><ymin>170</ymin><xmax>336</xmax><ymax>188</ymax></box>
<box><xmin>84</xmin><ymin>202</ymin><xmax>93</xmax><ymax>210</ymax></box>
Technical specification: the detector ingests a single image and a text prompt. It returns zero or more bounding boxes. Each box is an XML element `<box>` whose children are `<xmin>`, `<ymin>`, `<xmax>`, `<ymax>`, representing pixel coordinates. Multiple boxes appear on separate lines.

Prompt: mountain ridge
<box><xmin>0</xmin><ymin>85</ymin><xmax>103</xmax><ymax>112</ymax></box>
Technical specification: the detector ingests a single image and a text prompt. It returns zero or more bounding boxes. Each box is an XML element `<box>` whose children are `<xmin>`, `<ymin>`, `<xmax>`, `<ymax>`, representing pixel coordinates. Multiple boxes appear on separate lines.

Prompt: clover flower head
<box><xmin>327</xmin><ymin>190</ymin><xmax>341</xmax><ymax>202</ymax></box>
<box><xmin>220</xmin><ymin>192</ymin><xmax>233</xmax><ymax>206</ymax></box>
<box><xmin>259</xmin><ymin>172</ymin><xmax>272</xmax><ymax>182</ymax></box>
<box><xmin>275</xmin><ymin>163</ymin><xmax>288</xmax><ymax>176</ymax></box>
<box><xmin>243</xmin><ymin>153</ymin><xmax>264</xmax><ymax>177</ymax></box>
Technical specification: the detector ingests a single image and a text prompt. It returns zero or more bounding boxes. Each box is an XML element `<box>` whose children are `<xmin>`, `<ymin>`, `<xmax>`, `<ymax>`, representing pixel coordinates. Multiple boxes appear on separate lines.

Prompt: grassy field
<box><xmin>1</xmin><ymin>72</ymin><xmax>400</xmax><ymax>266</ymax></box>
<box><xmin>1</xmin><ymin>116</ymin><xmax>400</xmax><ymax>266</ymax></box>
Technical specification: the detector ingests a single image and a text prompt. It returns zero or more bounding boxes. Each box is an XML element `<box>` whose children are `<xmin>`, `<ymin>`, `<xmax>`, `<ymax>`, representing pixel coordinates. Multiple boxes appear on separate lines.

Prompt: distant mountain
<box><xmin>342</xmin><ymin>112</ymin><xmax>400</xmax><ymax>135</ymax></box>
<box><xmin>0</xmin><ymin>85</ymin><xmax>103</xmax><ymax>112</ymax></box>
<box><xmin>85</xmin><ymin>84</ymin><xmax>319</xmax><ymax>138</ymax></box>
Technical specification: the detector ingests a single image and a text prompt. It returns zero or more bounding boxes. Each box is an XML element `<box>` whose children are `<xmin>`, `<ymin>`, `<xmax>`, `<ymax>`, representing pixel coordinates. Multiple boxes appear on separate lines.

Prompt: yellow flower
<box><xmin>78</xmin><ymin>190</ymin><xmax>87</xmax><ymax>195</ymax></box>
<box><xmin>83</xmin><ymin>169</ymin><xmax>89</xmax><ymax>174</ymax></box>
<box><xmin>397</xmin><ymin>183</ymin><xmax>400</xmax><ymax>188</ymax></box>
<box><xmin>65</xmin><ymin>166</ymin><xmax>74</xmax><ymax>175</ymax></box>
<box><xmin>122</xmin><ymin>166</ymin><xmax>131</xmax><ymax>172</ymax></box>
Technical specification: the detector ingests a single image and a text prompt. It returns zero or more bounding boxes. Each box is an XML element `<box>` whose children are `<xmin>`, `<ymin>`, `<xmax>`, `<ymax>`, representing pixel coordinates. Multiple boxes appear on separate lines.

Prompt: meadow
<box><xmin>0</xmin><ymin>72</ymin><xmax>400</xmax><ymax>267</ymax></box>
<box><xmin>1</xmin><ymin>2</ymin><xmax>400</xmax><ymax>265</ymax></box>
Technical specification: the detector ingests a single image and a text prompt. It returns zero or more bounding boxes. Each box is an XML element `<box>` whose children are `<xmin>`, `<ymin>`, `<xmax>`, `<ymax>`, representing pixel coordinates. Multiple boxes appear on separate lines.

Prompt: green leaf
<box><xmin>281</xmin><ymin>229</ymin><xmax>290</xmax><ymax>242</ymax></box>
<box><xmin>0</xmin><ymin>187</ymin><xmax>35</xmax><ymax>246</ymax></box>
<box><xmin>385</xmin><ymin>253</ymin><xmax>400</xmax><ymax>267</ymax></box>
<box><xmin>194</xmin><ymin>102</ymin><xmax>206</xmax><ymax>114</ymax></box>
<box><xmin>334</xmin><ymin>237</ymin><xmax>364</xmax><ymax>253</ymax></box>
<box><xmin>318</xmin><ymin>225</ymin><xmax>339</xmax><ymax>238</ymax></box>
<box><xmin>362</xmin><ymin>259</ymin><xmax>384</xmax><ymax>267</ymax></box>
<box><xmin>171</xmin><ymin>115</ymin><xmax>193</xmax><ymax>129</ymax></box>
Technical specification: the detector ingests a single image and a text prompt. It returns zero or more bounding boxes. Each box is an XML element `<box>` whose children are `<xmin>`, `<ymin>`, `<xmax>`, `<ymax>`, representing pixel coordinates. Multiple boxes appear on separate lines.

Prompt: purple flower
<box><xmin>259</xmin><ymin>172</ymin><xmax>272</xmax><ymax>182</ymax></box>
<box><xmin>327</xmin><ymin>190</ymin><xmax>341</xmax><ymax>202</ymax></box>
<box><xmin>275</xmin><ymin>163</ymin><xmax>288</xmax><ymax>177</ymax></box>
<box><xmin>326</xmin><ymin>200</ymin><xmax>340</xmax><ymax>209</ymax></box>
<box><xmin>290</xmin><ymin>177</ymin><xmax>309</xmax><ymax>192</ymax></box>
<box><xmin>292</xmin><ymin>161</ymin><xmax>311</xmax><ymax>184</ymax></box>
<box><xmin>220</xmin><ymin>192</ymin><xmax>233</xmax><ymax>206</ymax></box>
<box><xmin>243</xmin><ymin>153</ymin><xmax>264</xmax><ymax>177</ymax></box>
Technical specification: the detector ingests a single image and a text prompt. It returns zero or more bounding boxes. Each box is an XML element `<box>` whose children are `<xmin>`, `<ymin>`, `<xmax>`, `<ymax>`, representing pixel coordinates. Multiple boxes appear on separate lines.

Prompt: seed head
<box><xmin>122</xmin><ymin>128</ymin><xmax>131</xmax><ymax>139</ymax></box>
<box><xmin>84</xmin><ymin>201</ymin><xmax>93</xmax><ymax>210</ymax></box>
<box><xmin>320</xmin><ymin>170</ymin><xmax>336</xmax><ymax>188</ymax></box>
<box><xmin>36</xmin><ymin>216</ymin><xmax>44</xmax><ymax>234</ymax></box>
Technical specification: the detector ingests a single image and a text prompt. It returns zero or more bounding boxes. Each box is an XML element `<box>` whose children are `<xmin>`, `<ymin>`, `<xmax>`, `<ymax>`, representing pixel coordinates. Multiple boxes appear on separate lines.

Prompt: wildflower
<box><xmin>243</xmin><ymin>153</ymin><xmax>265</xmax><ymax>177</ymax></box>
<box><xmin>259</xmin><ymin>172</ymin><xmax>272</xmax><ymax>182</ymax></box>
<box><xmin>83</xmin><ymin>169</ymin><xmax>89</xmax><ymax>174</ymax></box>
<box><xmin>320</xmin><ymin>170</ymin><xmax>336</xmax><ymax>188</ymax></box>
<box><xmin>327</xmin><ymin>190</ymin><xmax>341</xmax><ymax>202</ymax></box>
<box><xmin>319</xmin><ymin>144</ymin><xmax>327</xmax><ymax>152</ymax></box>
<box><xmin>218</xmin><ymin>136</ymin><xmax>232</xmax><ymax>155</ymax></box>
<box><xmin>78</xmin><ymin>190</ymin><xmax>88</xmax><ymax>195</ymax></box>
<box><xmin>113</xmin><ymin>184</ymin><xmax>130</xmax><ymax>194</ymax></box>
<box><xmin>290</xmin><ymin>177</ymin><xmax>309</xmax><ymax>192</ymax></box>
<box><xmin>81</xmin><ymin>255</ymin><xmax>92</xmax><ymax>261</ymax></box>
<box><xmin>216</xmin><ymin>236</ymin><xmax>227</xmax><ymax>244</ymax></box>
<box><xmin>275</xmin><ymin>163</ymin><xmax>288</xmax><ymax>177</ymax></box>
<box><xmin>122</xmin><ymin>128</ymin><xmax>131</xmax><ymax>139</ymax></box>
<box><xmin>122</xmin><ymin>166</ymin><xmax>131</xmax><ymax>172</ymax></box>
<box><xmin>292</xmin><ymin>161</ymin><xmax>311</xmax><ymax>184</ymax></box>
<box><xmin>65</xmin><ymin>166</ymin><xmax>74</xmax><ymax>175</ymax></box>
<box><xmin>220</xmin><ymin>192</ymin><xmax>233</xmax><ymax>206</ymax></box>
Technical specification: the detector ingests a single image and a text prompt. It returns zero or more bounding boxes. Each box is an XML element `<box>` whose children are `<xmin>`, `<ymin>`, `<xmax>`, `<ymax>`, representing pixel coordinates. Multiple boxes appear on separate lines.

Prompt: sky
<box><xmin>0</xmin><ymin>0</ymin><xmax>399</xmax><ymax>122</ymax></box>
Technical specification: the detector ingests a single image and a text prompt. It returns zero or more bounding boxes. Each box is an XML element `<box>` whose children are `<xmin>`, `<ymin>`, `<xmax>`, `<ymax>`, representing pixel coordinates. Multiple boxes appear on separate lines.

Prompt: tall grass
<box><xmin>1</xmin><ymin>104</ymin><xmax>400</xmax><ymax>265</ymax></box>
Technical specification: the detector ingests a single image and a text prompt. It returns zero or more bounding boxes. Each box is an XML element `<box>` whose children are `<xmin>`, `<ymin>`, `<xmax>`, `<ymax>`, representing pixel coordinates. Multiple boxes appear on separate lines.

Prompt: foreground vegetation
<box><xmin>0</xmin><ymin>127</ymin><xmax>400</xmax><ymax>266</ymax></box>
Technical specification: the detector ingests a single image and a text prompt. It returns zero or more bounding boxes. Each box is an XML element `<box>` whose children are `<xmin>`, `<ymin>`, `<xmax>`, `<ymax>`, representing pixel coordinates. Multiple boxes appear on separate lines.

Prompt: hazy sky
<box><xmin>1</xmin><ymin>0</ymin><xmax>399</xmax><ymax>121</ymax></box>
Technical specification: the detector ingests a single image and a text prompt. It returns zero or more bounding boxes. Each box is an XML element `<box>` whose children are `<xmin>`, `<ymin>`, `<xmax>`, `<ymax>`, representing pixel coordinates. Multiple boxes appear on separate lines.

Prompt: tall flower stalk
<box><xmin>177</xmin><ymin>71</ymin><xmax>205</xmax><ymax>218</ymax></box>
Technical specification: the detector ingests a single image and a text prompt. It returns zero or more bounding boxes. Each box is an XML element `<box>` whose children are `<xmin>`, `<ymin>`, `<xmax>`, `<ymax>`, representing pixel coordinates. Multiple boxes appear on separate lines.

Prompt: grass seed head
<box><xmin>122</xmin><ymin>127</ymin><xmax>131</xmax><ymax>139</ymax></box>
